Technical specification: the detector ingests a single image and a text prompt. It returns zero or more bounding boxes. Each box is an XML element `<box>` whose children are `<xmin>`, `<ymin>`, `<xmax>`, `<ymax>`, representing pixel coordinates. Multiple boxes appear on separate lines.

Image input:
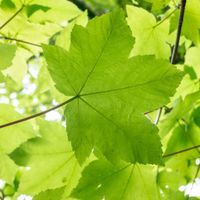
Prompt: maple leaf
<box><xmin>43</xmin><ymin>9</ymin><xmax>183</xmax><ymax>165</ymax></box>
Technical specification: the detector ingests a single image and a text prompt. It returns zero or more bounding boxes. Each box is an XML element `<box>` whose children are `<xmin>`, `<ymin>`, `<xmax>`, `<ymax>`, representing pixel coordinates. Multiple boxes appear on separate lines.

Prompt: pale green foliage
<box><xmin>185</xmin><ymin>47</ymin><xmax>200</xmax><ymax>77</ymax></box>
<box><xmin>157</xmin><ymin>169</ymin><xmax>186</xmax><ymax>199</ymax></box>
<box><xmin>33</xmin><ymin>187</ymin><xmax>66</xmax><ymax>200</ymax></box>
<box><xmin>0</xmin><ymin>0</ymin><xmax>82</xmax><ymax>83</ymax></box>
<box><xmin>0</xmin><ymin>0</ymin><xmax>200</xmax><ymax>199</ymax></box>
<box><xmin>145</xmin><ymin>0</ymin><xmax>170</xmax><ymax>12</ymax></box>
<box><xmin>27</xmin><ymin>0</ymin><xmax>82</xmax><ymax>23</ymax></box>
<box><xmin>56</xmin><ymin>11</ymin><xmax>88</xmax><ymax>51</ymax></box>
<box><xmin>0</xmin><ymin>105</ymin><xmax>35</xmax><ymax>183</ymax></box>
<box><xmin>0</xmin><ymin>43</ymin><xmax>16</xmax><ymax>70</ymax></box>
<box><xmin>127</xmin><ymin>5</ymin><xmax>170</xmax><ymax>59</ymax></box>
<box><xmin>0</xmin><ymin>154</ymin><xmax>18</xmax><ymax>185</ymax></box>
<box><xmin>170</xmin><ymin>0</ymin><xmax>200</xmax><ymax>44</ymax></box>
<box><xmin>159</xmin><ymin>91</ymin><xmax>200</xmax><ymax>138</ymax></box>
<box><xmin>11</xmin><ymin>120</ymin><xmax>81</xmax><ymax>196</ymax></box>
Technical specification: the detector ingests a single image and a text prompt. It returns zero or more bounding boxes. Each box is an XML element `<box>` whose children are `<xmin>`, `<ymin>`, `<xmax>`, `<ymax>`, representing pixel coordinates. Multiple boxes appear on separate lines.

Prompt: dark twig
<box><xmin>163</xmin><ymin>144</ymin><xmax>200</xmax><ymax>158</ymax></box>
<box><xmin>170</xmin><ymin>0</ymin><xmax>187</xmax><ymax>64</ymax></box>
<box><xmin>0</xmin><ymin>4</ymin><xmax>25</xmax><ymax>31</ymax></box>
<box><xmin>153</xmin><ymin>5</ymin><xmax>179</xmax><ymax>28</ymax></box>
<box><xmin>0</xmin><ymin>96</ymin><xmax>78</xmax><ymax>129</ymax></box>
<box><xmin>0</xmin><ymin>36</ymin><xmax>41</xmax><ymax>47</ymax></box>
<box><xmin>154</xmin><ymin>0</ymin><xmax>187</xmax><ymax>125</ymax></box>
<box><xmin>154</xmin><ymin>108</ymin><xmax>163</xmax><ymax>125</ymax></box>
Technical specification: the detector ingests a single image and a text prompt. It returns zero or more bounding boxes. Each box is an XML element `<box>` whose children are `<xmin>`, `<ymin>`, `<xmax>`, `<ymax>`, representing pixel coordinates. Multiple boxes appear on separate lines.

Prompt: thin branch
<box><xmin>0</xmin><ymin>4</ymin><xmax>25</xmax><ymax>31</ymax></box>
<box><xmin>154</xmin><ymin>108</ymin><xmax>163</xmax><ymax>125</ymax></box>
<box><xmin>170</xmin><ymin>0</ymin><xmax>187</xmax><ymax>64</ymax></box>
<box><xmin>154</xmin><ymin>0</ymin><xmax>187</xmax><ymax>125</ymax></box>
<box><xmin>153</xmin><ymin>5</ymin><xmax>179</xmax><ymax>28</ymax></box>
<box><xmin>0</xmin><ymin>36</ymin><xmax>41</xmax><ymax>47</ymax></box>
<box><xmin>0</xmin><ymin>96</ymin><xmax>78</xmax><ymax>129</ymax></box>
<box><xmin>163</xmin><ymin>144</ymin><xmax>200</xmax><ymax>158</ymax></box>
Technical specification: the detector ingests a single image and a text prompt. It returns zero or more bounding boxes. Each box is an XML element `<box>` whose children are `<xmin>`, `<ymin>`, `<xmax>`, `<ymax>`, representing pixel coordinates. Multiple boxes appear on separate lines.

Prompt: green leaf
<box><xmin>126</xmin><ymin>5</ymin><xmax>170</xmax><ymax>58</ymax></box>
<box><xmin>170</xmin><ymin>74</ymin><xmax>199</xmax><ymax>102</ymax></box>
<box><xmin>163</xmin><ymin>121</ymin><xmax>200</xmax><ymax>181</ymax></box>
<box><xmin>144</xmin><ymin>0</ymin><xmax>170</xmax><ymax>12</ymax></box>
<box><xmin>159</xmin><ymin>91</ymin><xmax>200</xmax><ymax>138</ymax></box>
<box><xmin>3</xmin><ymin>48</ymin><xmax>29</xmax><ymax>84</ymax></box>
<box><xmin>72</xmin><ymin>160</ymin><xmax>160</xmax><ymax>200</ymax></box>
<box><xmin>0</xmin><ymin>43</ymin><xmax>16</xmax><ymax>70</ymax></box>
<box><xmin>0</xmin><ymin>0</ymin><xmax>15</xmax><ymax>9</ymax></box>
<box><xmin>26</xmin><ymin>4</ymin><xmax>50</xmax><ymax>17</ymax></box>
<box><xmin>56</xmin><ymin>11</ymin><xmax>88</xmax><ymax>51</ymax></box>
<box><xmin>0</xmin><ymin>71</ymin><xmax>4</xmax><ymax>82</ymax></box>
<box><xmin>185</xmin><ymin>47</ymin><xmax>200</xmax><ymax>78</ymax></box>
<box><xmin>10</xmin><ymin>120</ymin><xmax>81</xmax><ymax>196</ymax></box>
<box><xmin>0</xmin><ymin>154</ymin><xmax>18</xmax><ymax>185</ymax></box>
<box><xmin>33</xmin><ymin>187</ymin><xmax>65</xmax><ymax>200</ymax></box>
<box><xmin>28</xmin><ymin>0</ymin><xmax>82</xmax><ymax>23</ymax></box>
<box><xmin>158</xmin><ymin>169</ymin><xmax>186</xmax><ymax>197</ymax></box>
<box><xmin>0</xmin><ymin>105</ymin><xmax>35</xmax><ymax>184</ymax></box>
<box><xmin>43</xmin><ymin>10</ymin><xmax>183</xmax><ymax>165</ymax></box>
<box><xmin>170</xmin><ymin>0</ymin><xmax>200</xmax><ymax>44</ymax></box>
<box><xmin>0</xmin><ymin>104</ymin><xmax>35</xmax><ymax>154</ymax></box>
<box><xmin>165</xmin><ymin>123</ymin><xmax>200</xmax><ymax>156</ymax></box>
<box><xmin>192</xmin><ymin>107</ymin><xmax>200</xmax><ymax>127</ymax></box>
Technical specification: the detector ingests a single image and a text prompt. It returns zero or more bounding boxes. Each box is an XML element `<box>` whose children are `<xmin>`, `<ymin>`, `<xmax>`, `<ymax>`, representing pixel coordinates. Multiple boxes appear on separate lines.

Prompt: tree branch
<box><xmin>154</xmin><ymin>0</ymin><xmax>187</xmax><ymax>125</ymax></box>
<box><xmin>154</xmin><ymin>108</ymin><xmax>163</xmax><ymax>125</ymax></box>
<box><xmin>0</xmin><ymin>36</ymin><xmax>41</xmax><ymax>47</ymax></box>
<box><xmin>170</xmin><ymin>0</ymin><xmax>187</xmax><ymax>64</ymax></box>
<box><xmin>0</xmin><ymin>4</ymin><xmax>25</xmax><ymax>31</ymax></box>
<box><xmin>0</xmin><ymin>96</ymin><xmax>78</xmax><ymax>129</ymax></box>
<box><xmin>0</xmin><ymin>1</ymin><xmax>187</xmax><ymax>131</ymax></box>
<box><xmin>163</xmin><ymin>144</ymin><xmax>200</xmax><ymax>158</ymax></box>
<box><xmin>153</xmin><ymin>5</ymin><xmax>179</xmax><ymax>29</ymax></box>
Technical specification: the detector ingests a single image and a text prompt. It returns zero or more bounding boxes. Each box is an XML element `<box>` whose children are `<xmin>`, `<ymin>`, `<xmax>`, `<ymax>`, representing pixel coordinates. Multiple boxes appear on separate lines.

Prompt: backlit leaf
<box><xmin>43</xmin><ymin>10</ymin><xmax>182</xmax><ymax>165</ymax></box>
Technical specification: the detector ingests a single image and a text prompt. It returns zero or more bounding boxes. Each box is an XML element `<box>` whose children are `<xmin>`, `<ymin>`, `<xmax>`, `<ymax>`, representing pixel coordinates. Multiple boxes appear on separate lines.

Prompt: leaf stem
<box><xmin>170</xmin><ymin>0</ymin><xmax>187</xmax><ymax>64</ymax></box>
<box><xmin>0</xmin><ymin>36</ymin><xmax>41</xmax><ymax>47</ymax></box>
<box><xmin>163</xmin><ymin>144</ymin><xmax>200</xmax><ymax>158</ymax></box>
<box><xmin>0</xmin><ymin>96</ymin><xmax>78</xmax><ymax>129</ymax></box>
<box><xmin>154</xmin><ymin>108</ymin><xmax>163</xmax><ymax>125</ymax></box>
<box><xmin>153</xmin><ymin>5</ymin><xmax>179</xmax><ymax>29</ymax></box>
<box><xmin>0</xmin><ymin>4</ymin><xmax>25</xmax><ymax>31</ymax></box>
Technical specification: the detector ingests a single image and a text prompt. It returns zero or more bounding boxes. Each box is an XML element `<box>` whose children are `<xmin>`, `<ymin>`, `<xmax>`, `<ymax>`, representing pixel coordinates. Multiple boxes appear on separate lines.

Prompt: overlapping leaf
<box><xmin>126</xmin><ymin>5</ymin><xmax>170</xmax><ymax>59</ymax></box>
<box><xmin>0</xmin><ymin>43</ymin><xmax>16</xmax><ymax>70</ymax></box>
<box><xmin>159</xmin><ymin>91</ymin><xmax>200</xmax><ymax>138</ymax></box>
<box><xmin>0</xmin><ymin>105</ymin><xmax>35</xmax><ymax>183</ymax></box>
<box><xmin>72</xmin><ymin>160</ymin><xmax>160</xmax><ymax>200</ymax></box>
<box><xmin>10</xmin><ymin>120</ymin><xmax>81</xmax><ymax>196</ymax></box>
<box><xmin>43</xmin><ymin>9</ymin><xmax>183</xmax><ymax>165</ymax></box>
<box><xmin>145</xmin><ymin>0</ymin><xmax>170</xmax><ymax>12</ymax></box>
<box><xmin>0</xmin><ymin>0</ymin><xmax>82</xmax><ymax>84</ymax></box>
<box><xmin>33</xmin><ymin>187</ymin><xmax>66</xmax><ymax>200</ymax></box>
<box><xmin>170</xmin><ymin>0</ymin><xmax>200</xmax><ymax>44</ymax></box>
<box><xmin>185</xmin><ymin>47</ymin><xmax>200</xmax><ymax>78</ymax></box>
